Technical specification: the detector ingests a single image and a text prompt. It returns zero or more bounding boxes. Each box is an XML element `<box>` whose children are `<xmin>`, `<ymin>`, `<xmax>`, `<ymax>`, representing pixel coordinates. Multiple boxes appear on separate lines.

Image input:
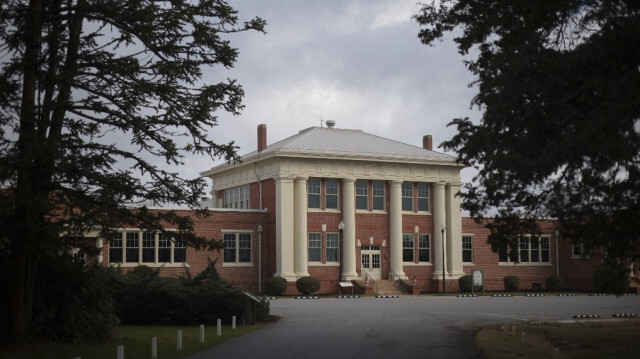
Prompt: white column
<box><xmin>275</xmin><ymin>176</ymin><xmax>296</xmax><ymax>280</ymax></box>
<box><xmin>446</xmin><ymin>182</ymin><xmax>465</xmax><ymax>278</ymax></box>
<box><xmin>389</xmin><ymin>180</ymin><xmax>406</xmax><ymax>279</ymax></box>
<box><xmin>294</xmin><ymin>176</ymin><xmax>309</xmax><ymax>277</ymax></box>
<box><xmin>342</xmin><ymin>178</ymin><xmax>358</xmax><ymax>280</ymax></box>
<box><xmin>96</xmin><ymin>238</ymin><xmax>103</xmax><ymax>264</ymax></box>
<box><xmin>432</xmin><ymin>182</ymin><xmax>448</xmax><ymax>280</ymax></box>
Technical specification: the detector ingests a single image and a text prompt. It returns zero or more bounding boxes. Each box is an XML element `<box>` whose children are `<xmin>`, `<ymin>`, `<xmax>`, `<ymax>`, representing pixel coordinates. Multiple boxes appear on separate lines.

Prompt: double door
<box><xmin>361</xmin><ymin>245</ymin><xmax>381</xmax><ymax>280</ymax></box>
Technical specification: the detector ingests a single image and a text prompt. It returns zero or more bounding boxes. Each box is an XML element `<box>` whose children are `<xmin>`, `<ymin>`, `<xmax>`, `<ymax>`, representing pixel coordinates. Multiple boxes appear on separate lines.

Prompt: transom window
<box><xmin>499</xmin><ymin>236</ymin><xmax>550</xmax><ymax>264</ymax></box>
<box><xmin>109</xmin><ymin>231</ymin><xmax>186</xmax><ymax>265</ymax></box>
<box><xmin>224</xmin><ymin>185</ymin><xmax>250</xmax><ymax>209</ymax></box>
<box><xmin>223</xmin><ymin>232</ymin><xmax>252</xmax><ymax>264</ymax></box>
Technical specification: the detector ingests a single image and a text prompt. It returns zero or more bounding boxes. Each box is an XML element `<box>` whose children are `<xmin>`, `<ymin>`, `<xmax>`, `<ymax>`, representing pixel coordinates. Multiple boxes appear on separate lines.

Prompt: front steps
<box><xmin>373</xmin><ymin>279</ymin><xmax>404</xmax><ymax>296</ymax></box>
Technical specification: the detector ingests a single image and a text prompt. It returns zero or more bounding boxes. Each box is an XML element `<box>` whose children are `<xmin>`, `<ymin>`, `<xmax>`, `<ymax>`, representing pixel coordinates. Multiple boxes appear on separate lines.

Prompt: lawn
<box><xmin>476</xmin><ymin>318</ymin><xmax>640</xmax><ymax>358</ymax></box>
<box><xmin>0</xmin><ymin>323</ymin><xmax>268</xmax><ymax>359</ymax></box>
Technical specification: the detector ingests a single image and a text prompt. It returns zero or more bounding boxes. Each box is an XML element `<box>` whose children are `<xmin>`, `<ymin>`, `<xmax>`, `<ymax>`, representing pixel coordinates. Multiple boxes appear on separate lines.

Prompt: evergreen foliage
<box><xmin>503</xmin><ymin>276</ymin><xmax>520</xmax><ymax>292</ymax></box>
<box><xmin>0</xmin><ymin>0</ymin><xmax>265</xmax><ymax>341</ymax></box>
<box><xmin>458</xmin><ymin>275</ymin><xmax>472</xmax><ymax>293</ymax></box>
<box><xmin>295</xmin><ymin>276</ymin><xmax>321</xmax><ymax>296</ymax></box>
<box><xmin>593</xmin><ymin>263</ymin><xmax>630</xmax><ymax>294</ymax></box>
<box><xmin>545</xmin><ymin>275</ymin><xmax>563</xmax><ymax>292</ymax></box>
<box><xmin>415</xmin><ymin>1</ymin><xmax>640</xmax><ymax>272</ymax></box>
<box><xmin>264</xmin><ymin>276</ymin><xmax>287</xmax><ymax>296</ymax></box>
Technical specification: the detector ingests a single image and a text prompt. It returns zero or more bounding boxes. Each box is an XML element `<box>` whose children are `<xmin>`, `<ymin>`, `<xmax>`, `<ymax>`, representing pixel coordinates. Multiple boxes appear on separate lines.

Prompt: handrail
<box><xmin>389</xmin><ymin>270</ymin><xmax>400</xmax><ymax>281</ymax></box>
<box><xmin>363</xmin><ymin>271</ymin><xmax>376</xmax><ymax>293</ymax></box>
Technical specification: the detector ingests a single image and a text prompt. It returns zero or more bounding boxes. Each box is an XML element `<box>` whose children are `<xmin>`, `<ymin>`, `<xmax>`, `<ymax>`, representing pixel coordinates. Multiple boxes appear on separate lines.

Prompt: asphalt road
<box><xmin>185</xmin><ymin>294</ymin><xmax>640</xmax><ymax>359</ymax></box>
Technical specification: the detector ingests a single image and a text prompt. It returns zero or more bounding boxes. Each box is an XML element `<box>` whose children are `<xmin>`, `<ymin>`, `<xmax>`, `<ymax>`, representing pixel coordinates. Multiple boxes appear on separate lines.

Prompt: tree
<box><xmin>415</xmin><ymin>1</ymin><xmax>640</xmax><ymax>267</ymax></box>
<box><xmin>0</xmin><ymin>0</ymin><xmax>265</xmax><ymax>341</ymax></box>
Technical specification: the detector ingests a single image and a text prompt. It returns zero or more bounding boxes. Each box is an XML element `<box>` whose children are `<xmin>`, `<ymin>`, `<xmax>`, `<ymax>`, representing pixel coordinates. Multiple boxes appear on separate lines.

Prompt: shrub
<box><xmin>296</xmin><ymin>276</ymin><xmax>321</xmax><ymax>296</ymax></box>
<box><xmin>265</xmin><ymin>276</ymin><xmax>288</xmax><ymax>296</ymax></box>
<box><xmin>256</xmin><ymin>297</ymin><xmax>270</xmax><ymax>322</ymax></box>
<box><xmin>545</xmin><ymin>275</ymin><xmax>562</xmax><ymax>292</ymax></box>
<box><xmin>503</xmin><ymin>276</ymin><xmax>520</xmax><ymax>292</ymax></box>
<box><xmin>593</xmin><ymin>264</ymin><xmax>629</xmax><ymax>294</ymax></box>
<box><xmin>458</xmin><ymin>275</ymin><xmax>472</xmax><ymax>293</ymax></box>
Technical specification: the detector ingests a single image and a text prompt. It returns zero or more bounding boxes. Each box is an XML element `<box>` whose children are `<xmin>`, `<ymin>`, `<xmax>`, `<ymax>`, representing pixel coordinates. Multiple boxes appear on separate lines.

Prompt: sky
<box><xmin>187</xmin><ymin>0</ymin><xmax>482</xmax><ymax>193</ymax></box>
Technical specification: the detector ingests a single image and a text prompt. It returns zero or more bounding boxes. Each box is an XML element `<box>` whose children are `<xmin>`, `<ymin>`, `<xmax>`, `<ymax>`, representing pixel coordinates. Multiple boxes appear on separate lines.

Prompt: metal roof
<box><xmin>202</xmin><ymin>126</ymin><xmax>458</xmax><ymax>176</ymax></box>
<box><xmin>245</xmin><ymin>126</ymin><xmax>455</xmax><ymax>160</ymax></box>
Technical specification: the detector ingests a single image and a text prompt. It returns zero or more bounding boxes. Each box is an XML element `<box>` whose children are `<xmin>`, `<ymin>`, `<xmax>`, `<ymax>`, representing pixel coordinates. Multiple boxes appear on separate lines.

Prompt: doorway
<box><xmin>361</xmin><ymin>245</ymin><xmax>382</xmax><ymax>280</ymax></box>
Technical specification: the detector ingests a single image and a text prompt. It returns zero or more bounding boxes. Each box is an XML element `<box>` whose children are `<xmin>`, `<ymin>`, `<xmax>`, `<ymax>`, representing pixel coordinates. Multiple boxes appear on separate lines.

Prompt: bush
<box><xmin>296</xmin><ymin>276</ymin><xmax>320</xmax><ymax>296</ymax></box>
<box><xmin>503</xmin><ymin>276</ymin><xmax>520</xmax><ymax>292</ymax></box>
<box><xmin>256</xmin><ymin>297</ymin><xmax>270</xmax><ymax>321</ymax></box>
<box><xmin>458</xmin><ymin>275</ymin><xmax>472</xmax><ymax>292</ymax></box>
<box><xmin>545</xmin><ymin>275</ymin><xmax>562</xmax><ymax>292</ymax></box>
<box><xmin>265</xmin><ymin>276</ymin><xmax>287</xmax><ymax>296</ymax></box>
<box><xmin>593</xmin><ymin>264</ymin><xmax>629</xmax><ymax>294</ymax></box>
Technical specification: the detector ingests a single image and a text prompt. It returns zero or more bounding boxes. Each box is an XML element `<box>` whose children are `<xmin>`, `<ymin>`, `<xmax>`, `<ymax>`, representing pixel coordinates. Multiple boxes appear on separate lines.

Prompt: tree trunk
<box><xmin>8</xmin><ymin>253</ymin><xmax>39</xmax><ymax>342</ymax></box>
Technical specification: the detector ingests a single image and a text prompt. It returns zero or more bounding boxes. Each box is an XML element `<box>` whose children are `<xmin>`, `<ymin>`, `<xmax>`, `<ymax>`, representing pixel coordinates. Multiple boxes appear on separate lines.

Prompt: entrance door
<box><xmin>361</xmin><ymin>245</ymin><xmax>382</xmax><ymax>280</ymax></box>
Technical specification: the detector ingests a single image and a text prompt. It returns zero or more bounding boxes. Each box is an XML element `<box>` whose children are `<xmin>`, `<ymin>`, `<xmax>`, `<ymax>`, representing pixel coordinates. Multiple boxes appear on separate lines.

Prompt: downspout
<box><xmin>253</xmin><ymin>163</ymin><xmax>263</xmax><ymax>293</ymax></box>
<box><xmin>555</xmin><ymin>230</ymin><xmax>560</xmax><ymax>277</ymax></box>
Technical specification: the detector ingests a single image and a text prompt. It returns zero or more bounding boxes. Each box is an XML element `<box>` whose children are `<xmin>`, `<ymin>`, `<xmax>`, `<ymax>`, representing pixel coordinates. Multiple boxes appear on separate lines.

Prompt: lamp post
<box><xmin>441</xmin><ymin>223</ymin><xmax>446</xmax><ymax>293</ymax></box>
<box><xmin>339</xmin><ymin>221</ymin><xmax>345</xmax><ymax>282</ymax></box>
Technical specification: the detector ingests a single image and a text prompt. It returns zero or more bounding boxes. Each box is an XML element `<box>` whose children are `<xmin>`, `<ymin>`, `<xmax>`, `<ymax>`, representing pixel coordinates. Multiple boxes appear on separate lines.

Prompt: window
<box><xmin>326</xmin><ymin>179</ymin><xmax>339</xmax><ymax>209</ymax></box>
<box><xmin>308</xmin><ymin>232</ymin><xmax>322</xmax><ymax>262</ymax></box>
<box><xmin>125</xmin><ymin>232</ymin><xmax>139</xmax><ymax>263</ymax></box>
<box><xmin>109</xmin><ymin>231</ymin><xmax>186</xmax><ymax>265</ymax></box>
<box><xmin>308</xmin><ymin>179</ymin><xmax>321</xmax><ymax>209</ymax></box>
<box><xmin>402</xmin><ymin>234</ymin><xmax>414</xmax><ymax>262</ymax></box>
<box><xmin>142</xmin><ymin>232</ymin><xmax>155</xmax><ymax>263</ymax></box>
<box><xmin>417</xmin><ymin>183</ymin><xmax>429</xmax><ymax>211</ymax></box>
<box><xmin>109</xmin><ymin>234</ymin><xmax>123</xmax><ymax>263</ymax></box>
<box><xmin>572</xmin><ymin>242</ymin><xmax>581</xmax><ymax>257</ymax></box>
<box><xmin>401</xmin><ymin>183</ymin><xmax>413</xmax><ymax>211</ymax></box>
<box><xmin>355</xmin><ymin>181</ymin><xmax>368</xmax><ymax>210</ymax></box>
<box><xmin>418</xmin><ymin>234</ymin><xmax>430</xmax><ymax>262</ymax></box>
<box><xmin>372</xmin><ymin>181</ymin><xmax>385</xmax><ymax>210</ymax></box>
<box><xmin>499</xmin><ymin>236</ymin><xmax>551</xmax><ymax>264</ymax></box>
<box><xmin>224</xmin><ymin>185</ymin><xmax>250</xmax><ymax>209</ymax></box>
<box><xmin>326</xmin><ymin>233</ymin><xmax>339</xmax><ymax>262</ymax></box>
<box><xmin>223</xmin><ymin>233</ymin><xmax>252</xmax><ymax>264</ymax></box>
<box><xmin>462</xmin><ymin>236</ymin><xmax>473</xmax><ymax>263</ymax></box>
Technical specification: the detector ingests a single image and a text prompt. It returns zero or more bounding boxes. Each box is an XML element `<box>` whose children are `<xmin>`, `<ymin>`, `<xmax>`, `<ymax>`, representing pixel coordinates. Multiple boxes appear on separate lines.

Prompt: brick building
<box><xmin>100</xmin><ymin>122</ymin><xmax>605</xmax><ymax>294</ymax></box>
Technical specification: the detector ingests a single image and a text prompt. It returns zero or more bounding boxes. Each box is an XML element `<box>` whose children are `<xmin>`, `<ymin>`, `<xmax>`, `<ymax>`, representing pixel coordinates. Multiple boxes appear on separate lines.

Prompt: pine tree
<box><xmin>415</xmin><ymin>1</ymin><xmax>640</xmax><ymax>266</ymax></box>
<box><xmin>0</xmin><ymin>0</ymin><xmax>265</xmax><ymax>341</ymax></box>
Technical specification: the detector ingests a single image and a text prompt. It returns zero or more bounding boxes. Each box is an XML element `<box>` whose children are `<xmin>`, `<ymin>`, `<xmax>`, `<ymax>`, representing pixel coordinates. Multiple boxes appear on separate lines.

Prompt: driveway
<box><xmin>185</xmin><ymin>295</ymin><xmax>640</xmax><ymax>359</ymax></box>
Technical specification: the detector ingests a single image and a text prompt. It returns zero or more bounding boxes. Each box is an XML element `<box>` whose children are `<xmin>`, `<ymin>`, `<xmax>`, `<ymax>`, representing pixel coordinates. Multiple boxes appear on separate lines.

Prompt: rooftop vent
<box><xmin>325</xmin><ymin>120</ymin><xmax>336</xmax><ymax>128</ymax></box>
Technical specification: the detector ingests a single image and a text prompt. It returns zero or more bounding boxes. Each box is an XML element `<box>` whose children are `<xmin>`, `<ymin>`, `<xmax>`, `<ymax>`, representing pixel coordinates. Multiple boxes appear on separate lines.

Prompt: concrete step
<box><xmin>373</xmin><ymin>280</ymin><xmax>404</xmax><ymax>295</ymax></box>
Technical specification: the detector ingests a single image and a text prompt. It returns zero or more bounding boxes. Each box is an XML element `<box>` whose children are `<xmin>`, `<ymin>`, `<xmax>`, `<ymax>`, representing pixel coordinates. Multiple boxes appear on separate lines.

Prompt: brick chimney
<box><xmin>257</xmin><ymin>124</ymin><xmax>267</xmax><ymax>152</ymax></box>
<box><xmin>423</xmin><ymin>135</ymin><xmax>433</xmax><ymax>151</ymax></box>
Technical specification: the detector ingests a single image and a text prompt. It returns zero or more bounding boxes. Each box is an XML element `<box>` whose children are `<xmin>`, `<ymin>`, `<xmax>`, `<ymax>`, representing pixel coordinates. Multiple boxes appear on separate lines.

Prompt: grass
<box><xmin>476</xmin><ymin>318</ymin><xmax>640</xmax><ymax>358</ymax></box>
<box><xmin>0</xmin><ymin>322</ymin><xmax>268</xmax><ymax>359</ymax></box>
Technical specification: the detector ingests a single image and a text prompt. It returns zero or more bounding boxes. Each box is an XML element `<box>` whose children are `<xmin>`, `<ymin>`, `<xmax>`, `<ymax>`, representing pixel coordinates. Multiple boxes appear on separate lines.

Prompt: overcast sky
<box><xmin>191</xmin><ymin>0</ymin><xmax>482</xmax><ymax>192</ymax></box>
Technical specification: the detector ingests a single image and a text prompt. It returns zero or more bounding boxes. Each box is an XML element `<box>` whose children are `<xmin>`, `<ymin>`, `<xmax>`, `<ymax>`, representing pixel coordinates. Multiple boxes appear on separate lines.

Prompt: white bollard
<box><xmin>151</xmin><ymin>337</ymin><xmax>157</xmax><ymax>359</ymax></box>
<box><xmin>199</xmin><ymin>324</ymin><xmax>205</xmax><ymax>343</ymax></box>
<box><xmin>232</xmin><ymin>315</ymin><xmax>236</xmax><ymax>329</ymax></box>
<box><xmin>217</xmin><ymin>318</ymin><xmax>222</xmax><ymax>336</ymax></box>
<box><xmin>520</xmin><ymin>331</ymin><xmax>526</xmax><ymax>345</ymax></box>
<box><xmin>553</xmin><ymin>347</ymin><xmax>560</xmax><ymax>359</ymax></box>
<box><xmin>117</xmin><ymin>345</ymin><xmax>124</xmax><ymax>359</ymax></box>
<box><xmin>177</xmin><ymin>330</ymin><xmax>183</xmax><ymax>351</ymax></box>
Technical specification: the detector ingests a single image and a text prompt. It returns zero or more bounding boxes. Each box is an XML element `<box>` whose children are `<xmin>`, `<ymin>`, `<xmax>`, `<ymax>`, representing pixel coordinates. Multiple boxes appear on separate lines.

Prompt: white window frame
<box><xmin>223</xmin><ymin>185</ymin><xmax>250</xmax><ymax>209</ymax></box>
<box><xmin>418</xmin><ymin>234</ymin><xmax>431</xmax><ymax>263</ymax></box>
<box><xmin>372</xmin><ymin>181</ymin><xmax>385</xmax><ymax>211</ymax></box>
<box><xmin>108</xmin><ymin>230</ymin><xmax>187</xmax><ymax>267</ymax></box>
<box><xmin>355</xmin><ymin>180</ymin><xmax>368</xmax><ymax>210</ymax></box>
<box><xmin>222</xmin><ymin>231</ymin><xmax>253</xmax><ymax>267</ymax></box>
<box><xmin>308</xmin><ymin>232</ymin><xmax>322</xmax><ymax>262</ymax></box>
<box><xmin>325</xmin><ymin>179</ymin><xmax>339</xmax><ymax>210</ymax></box>
<box><xmin>402</xmin><ymin>233</ymin><xmax>414</xmax><ymax>262</ymax></box>
<box><xmin>417</xmin><ymin>183</ymin><xmax>430</xmax><ymax>212</ymax></box>
<box><xmin>326</xmin><ymin>232</ymin><xmax>339</xmax><ymax>263</ymax></box>
<box><xmin>401</xmin><ymin>183</ymin><xmax>413</xmax><ymax>211</ymax></box>
<box><xmin>308</xmin><ymin>179</ymin><xmax>321</xmax><ymax>209</ymax></box>
<box><xmin>462</xmin><ymin>235</ymin><xmax>473</xmax><ymax>264</ymax></box>
<box><xmin>499</xmin><ymin>236</ymin><xmax>551</xmax><ymax>265</ymax></box>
